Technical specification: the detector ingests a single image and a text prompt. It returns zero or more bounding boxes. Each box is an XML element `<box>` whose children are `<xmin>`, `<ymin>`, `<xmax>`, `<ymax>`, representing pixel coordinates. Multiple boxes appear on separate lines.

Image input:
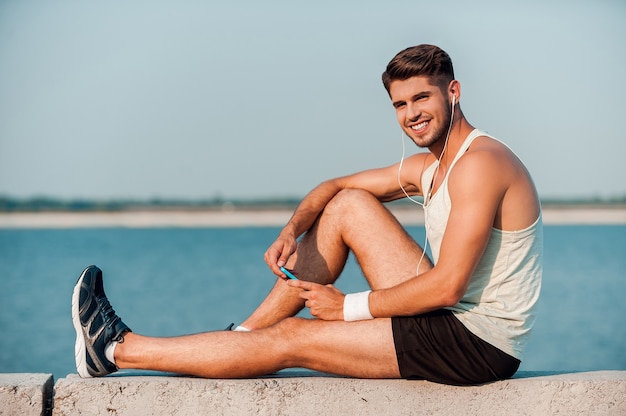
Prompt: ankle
<box><xmin>110</xmin><ymin>331</ymin><xmax>134</xmax><ymax>368</ymax></box>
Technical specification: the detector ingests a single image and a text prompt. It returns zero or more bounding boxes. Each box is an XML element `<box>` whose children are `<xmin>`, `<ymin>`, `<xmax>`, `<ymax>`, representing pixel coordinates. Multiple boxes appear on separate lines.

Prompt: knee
<box><xmin>324</xmin><ymin>189</ymin><xmax>379</xmax><ymax>216</ymax></box>
<box><xmin>271</xmin><ymin>316</ymin><xmax>307</xmax><ymax>336</ymax></box>
<box><xmin>266</xmin><ymin>317</ymin><xmax>311</xmax><ymax>349</ymax></box>
<box><xmin>265</xmin><ymin>317</ymin><xmax>308</xmax><ymax>357</ymax></box>
<box><xmin>259</xmin><ymin>318</ymin><xmax>310</xmax><ymax>368</ymax></box>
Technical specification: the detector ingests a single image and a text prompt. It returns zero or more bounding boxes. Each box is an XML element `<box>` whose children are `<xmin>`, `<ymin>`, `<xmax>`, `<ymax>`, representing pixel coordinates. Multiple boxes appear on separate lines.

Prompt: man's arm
<box><xmin>369</xmin><ymin>149</ymin><xmax>506</xmax><ymax>316</ymax></box>
<box><xmin>265</xmin><ymin>154</ymin><xmax>430</xmax><ymax>276</ymax></box>
<box><xmin>264</xmin><ymin>179</ymin><xmax>342</xmax><ymax>276</ymax></box>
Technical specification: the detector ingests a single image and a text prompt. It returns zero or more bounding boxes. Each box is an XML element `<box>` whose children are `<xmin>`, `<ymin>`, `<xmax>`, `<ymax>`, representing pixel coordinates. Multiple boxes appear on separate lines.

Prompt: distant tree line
<box><xmin>0</xmin><ymin>196</ymin><xmax>302</xmax><ymax>212</ymax></box>
<box><xmin>0</xmin><ymin>195</ymin><xmax>624</xmax><ymax>213</ymax></box>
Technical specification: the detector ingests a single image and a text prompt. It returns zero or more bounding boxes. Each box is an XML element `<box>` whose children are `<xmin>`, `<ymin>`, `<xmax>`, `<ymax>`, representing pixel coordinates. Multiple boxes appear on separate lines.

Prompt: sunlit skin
<box><xmin>389</xmin><ymin>76</ymin><xmax>459</xmax><ymax>157</ymax></box>
<box><xmin>111</xmin><ymin>74</ymin><xmax>541</xmax><ymax>381</ymax></box>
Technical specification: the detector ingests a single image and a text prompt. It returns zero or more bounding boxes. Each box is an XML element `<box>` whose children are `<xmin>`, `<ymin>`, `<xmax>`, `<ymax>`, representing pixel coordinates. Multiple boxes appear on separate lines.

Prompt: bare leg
<box><xmin>112</xmin><ymin>190</ymin><xmax>431</xmax><ymax>378</ymax></box>
<box><xmin>241</xmin><ymin>189</ymin><xmax>432</xmax><ymax>330</ymax></box>
<box><xmin>115</xmin><ymin>317</ymin><xmax>400</xmax><ymax>379</ymax></box>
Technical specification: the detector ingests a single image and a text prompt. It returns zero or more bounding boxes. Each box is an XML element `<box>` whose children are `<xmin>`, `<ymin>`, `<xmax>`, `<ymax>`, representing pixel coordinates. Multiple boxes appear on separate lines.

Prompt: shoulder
<box><xmin>447</xmin><ymin>134</ymin><xmax>540</xmax><ymax>229</ymax></box>
<box><xmin>457</xmin><ymin>136</ymin><xmax>522</xmax><ymax>178</ymax></box>
<box><xmin>468</xmin><ymin>136</ymin><xmax>517</xmax><ymax>163</ymax></box>
<box><xmin>449</xmin><ymin>136</ymin><xmax>523</xmax><ymax>197</ymax></box>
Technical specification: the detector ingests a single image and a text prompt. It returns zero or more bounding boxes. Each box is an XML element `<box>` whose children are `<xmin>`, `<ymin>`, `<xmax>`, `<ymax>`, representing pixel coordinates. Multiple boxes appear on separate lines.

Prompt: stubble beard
<box><xmin>409</xmin><ymin>103</ymin><xmax>453</xmax><ymax>149</ymax></box>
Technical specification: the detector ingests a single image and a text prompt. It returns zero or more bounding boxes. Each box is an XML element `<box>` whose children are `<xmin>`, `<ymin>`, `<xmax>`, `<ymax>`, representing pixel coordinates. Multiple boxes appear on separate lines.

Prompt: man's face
<box><xmin>389</xmin><ymin>76</ymin><xmax>452</xmax><ymax>149</ymax></box>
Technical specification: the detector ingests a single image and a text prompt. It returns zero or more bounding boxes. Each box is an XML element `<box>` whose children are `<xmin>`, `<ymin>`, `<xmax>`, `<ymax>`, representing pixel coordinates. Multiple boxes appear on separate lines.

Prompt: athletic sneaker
<box><xmin>72</xmin><ymin>265</ymin><xmax>131</xmax><ymax>378</ymax></box>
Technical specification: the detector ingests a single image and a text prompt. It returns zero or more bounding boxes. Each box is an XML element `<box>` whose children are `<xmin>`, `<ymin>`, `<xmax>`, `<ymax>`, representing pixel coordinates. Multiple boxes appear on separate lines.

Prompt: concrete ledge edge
<box><xmin>2</xmin><ymin>371</ymin><xmax>625</xmax><ymax>416</ymax></box>
<box><xmin>0</xmin><ymin>373</ymin><xmax>54</xmax><ymax>416</ymax></box>
<box><xmin>52</xmin><ymin>370</ymin><xmax>625</xmax><ymax>416</ymax></box>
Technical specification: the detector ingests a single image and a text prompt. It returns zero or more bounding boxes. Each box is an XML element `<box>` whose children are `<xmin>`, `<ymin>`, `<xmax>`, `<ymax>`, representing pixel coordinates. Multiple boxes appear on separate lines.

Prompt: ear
<box><xmin>448</xmin><ymin>80</ymin><xmax>460</xmax><ymax>104</ymax></box>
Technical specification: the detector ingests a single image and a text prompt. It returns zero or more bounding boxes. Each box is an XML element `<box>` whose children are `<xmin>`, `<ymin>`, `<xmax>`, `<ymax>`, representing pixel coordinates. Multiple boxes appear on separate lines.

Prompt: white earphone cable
<box><xmin>396</xmin><ymin>96</ymin><xmax>456</xmax><ymax>275</ymax></box>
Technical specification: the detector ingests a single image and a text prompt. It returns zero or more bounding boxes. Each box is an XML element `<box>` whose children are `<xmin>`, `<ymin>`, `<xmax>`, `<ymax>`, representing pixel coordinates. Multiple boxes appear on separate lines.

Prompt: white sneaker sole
<box><xmin>71</xmin><ymin>267</ymin><xmax>92</xmax><ymax>378</ymax></box>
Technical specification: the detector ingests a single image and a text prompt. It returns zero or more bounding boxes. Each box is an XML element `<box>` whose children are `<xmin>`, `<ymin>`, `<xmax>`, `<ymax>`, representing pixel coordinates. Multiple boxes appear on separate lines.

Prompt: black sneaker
<box><xmin>72</xmin><ymin>265</ymin><xmax>131</xmax><ymax>378</ymax></box>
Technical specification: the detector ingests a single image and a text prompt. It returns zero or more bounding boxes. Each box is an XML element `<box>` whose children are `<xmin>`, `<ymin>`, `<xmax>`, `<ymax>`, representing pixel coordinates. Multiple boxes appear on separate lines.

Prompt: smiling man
<box><xmin>73</xmin><ymin>44</ymin><xmax>542</xmax><ymax>385</ymax></box>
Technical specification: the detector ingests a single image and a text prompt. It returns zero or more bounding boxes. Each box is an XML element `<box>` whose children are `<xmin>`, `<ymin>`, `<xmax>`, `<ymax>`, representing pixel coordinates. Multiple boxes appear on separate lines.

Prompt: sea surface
<box><xmin>1</xmin><ymin>225</ymin><xmax>625</xmax><ymax>380</ymax></box>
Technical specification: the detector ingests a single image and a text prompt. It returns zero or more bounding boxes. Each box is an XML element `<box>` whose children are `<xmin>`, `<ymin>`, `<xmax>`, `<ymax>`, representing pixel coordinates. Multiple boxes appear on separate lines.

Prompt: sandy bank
<box><xmin>0</xmin><ymin>206</ymin><xmax>625</xmax><ymax>228</ymax></box>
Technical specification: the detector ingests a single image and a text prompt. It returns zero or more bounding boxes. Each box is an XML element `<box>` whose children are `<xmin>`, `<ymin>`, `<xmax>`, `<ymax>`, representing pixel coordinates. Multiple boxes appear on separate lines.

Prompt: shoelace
<box><xmin>96</xmin><ymin>294</ymin><xmax>123</xmax><ymax>338</ymax></box>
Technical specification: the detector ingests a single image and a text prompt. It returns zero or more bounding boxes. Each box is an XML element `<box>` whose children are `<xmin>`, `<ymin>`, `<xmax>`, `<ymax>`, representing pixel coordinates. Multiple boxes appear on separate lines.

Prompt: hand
<box><xmin>287</xmin><ymin>280</ymin><xmax>345</xmax><ymax>320</ymax></box>
<box><xmin>264</xmin><ymin>233</ymin><xmax>298</xmax><ymax>278</ymax></box>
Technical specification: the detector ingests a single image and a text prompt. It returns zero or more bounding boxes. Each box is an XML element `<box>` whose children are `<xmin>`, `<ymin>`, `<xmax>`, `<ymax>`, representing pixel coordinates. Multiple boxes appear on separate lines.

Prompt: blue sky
<box><xmin>1</xmin><ymin>0</ymin><xmax>624</xmax><ymax>201</ymax></box>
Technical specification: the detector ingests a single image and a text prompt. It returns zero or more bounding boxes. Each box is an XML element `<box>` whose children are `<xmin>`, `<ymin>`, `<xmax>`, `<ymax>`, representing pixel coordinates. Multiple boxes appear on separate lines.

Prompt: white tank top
<box><xmin>421</xmin><ymin>129</ymin><xmax>543</xmax><ymax>359</ymax></box>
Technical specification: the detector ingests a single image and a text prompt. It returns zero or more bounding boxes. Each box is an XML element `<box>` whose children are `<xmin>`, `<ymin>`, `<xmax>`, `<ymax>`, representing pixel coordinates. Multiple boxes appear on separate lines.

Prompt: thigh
<box><xmin>322</xmin><ymin>189</ymin><xmax>431</xmax><ymax>289</ymax></box>
<box><xmin>276</xmin><ymin>317</ymin><xmax>401</xmax><ymax>378</ymax></box>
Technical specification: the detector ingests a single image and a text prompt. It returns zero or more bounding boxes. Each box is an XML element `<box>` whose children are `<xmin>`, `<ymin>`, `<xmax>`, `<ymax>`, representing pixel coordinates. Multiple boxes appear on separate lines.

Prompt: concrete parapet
<box><xmin>50</xmin><ymin>370</ymin><xmax>625</xmax><ymax>416</ymax></box>
<box><xmin>0</xmin><ymin>373</ymin><xmax>53</xmax><ymax>416</ymax></box>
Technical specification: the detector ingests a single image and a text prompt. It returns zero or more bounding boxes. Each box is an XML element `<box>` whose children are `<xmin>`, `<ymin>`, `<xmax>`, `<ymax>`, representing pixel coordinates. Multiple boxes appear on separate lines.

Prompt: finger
<box><xmin>264</xmin><ymin>247</ymin><xmax>278</xmax><ymax>268</ymax></box>
<box><xmin>265</xmin><ymin>247</ymin><xmax>287</xmax><ymax>276</ymax></box>
<box><xmin>287</xmin><ymin>279</ymin><xmax>315</xmax><ymax>291</ymax></box>
<box><xmin>270</xmin><ymin>261</ymin><xmax>284</xmax><ymax>278</ymax></box>
<box><xmin>277</xmin><ymin>245</ymin><xmax>294</xmax><ymax>268</ymax></box>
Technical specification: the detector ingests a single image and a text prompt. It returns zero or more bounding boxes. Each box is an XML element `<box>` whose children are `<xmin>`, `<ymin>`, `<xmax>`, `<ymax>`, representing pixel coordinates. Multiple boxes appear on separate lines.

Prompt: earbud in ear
<box><xmin>451</xmin><ymin>95</ymin><xmax>456</xmax><ymax>106</ymax></box>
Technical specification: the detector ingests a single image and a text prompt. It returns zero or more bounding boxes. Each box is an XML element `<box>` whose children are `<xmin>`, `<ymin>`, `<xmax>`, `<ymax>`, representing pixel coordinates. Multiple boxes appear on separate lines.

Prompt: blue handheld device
<box><xmin>279</xmin><ymin>266</ymin><xmax>298</xmax><ymax>280</ymax></box>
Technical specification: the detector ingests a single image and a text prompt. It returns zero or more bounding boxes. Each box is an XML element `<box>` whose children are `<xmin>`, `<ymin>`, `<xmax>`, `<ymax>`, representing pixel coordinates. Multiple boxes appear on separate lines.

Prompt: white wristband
<box><xmin>343</xmin><ymin>290</ymin><xmax>374</xmax><ymax>321</ymax></box>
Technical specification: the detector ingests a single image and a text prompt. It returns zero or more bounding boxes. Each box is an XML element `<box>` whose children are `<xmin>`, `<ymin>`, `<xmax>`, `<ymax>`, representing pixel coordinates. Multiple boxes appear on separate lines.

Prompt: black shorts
<box><xmin>391</xmin><ymin>309</ymin><xmax>520</xmax><ymax>385</ymax></box>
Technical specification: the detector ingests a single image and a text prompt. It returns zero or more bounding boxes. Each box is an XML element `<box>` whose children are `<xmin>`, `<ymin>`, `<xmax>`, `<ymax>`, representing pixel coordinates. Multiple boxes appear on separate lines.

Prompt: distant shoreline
<box><xmin>1</xmin><ymin>206</ymin><xmax>625</xmax><ymax>228</ymax></box>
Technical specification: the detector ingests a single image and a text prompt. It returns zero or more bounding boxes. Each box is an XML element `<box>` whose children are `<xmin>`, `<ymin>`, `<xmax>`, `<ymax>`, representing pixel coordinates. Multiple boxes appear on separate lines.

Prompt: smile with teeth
<box><xmin>410</xmin><ymin>121</ymin><xmax>429</xmax><ymax>131</ymax></box>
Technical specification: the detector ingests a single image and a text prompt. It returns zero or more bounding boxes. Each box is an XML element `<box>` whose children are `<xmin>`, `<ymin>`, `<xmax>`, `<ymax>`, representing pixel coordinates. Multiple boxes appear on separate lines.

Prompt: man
<box><xmin>73</xmin><ymin>44</ymin><xmax>542</xmax><ymax>385</ymax></box>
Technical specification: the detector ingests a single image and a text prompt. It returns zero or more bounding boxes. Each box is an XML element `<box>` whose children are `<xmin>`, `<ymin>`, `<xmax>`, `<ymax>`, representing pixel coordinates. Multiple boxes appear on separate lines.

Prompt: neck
<box><xmin>429</xmin><ymin>113</ymin><xmax>473</xmax><ymax>164</ymax></box>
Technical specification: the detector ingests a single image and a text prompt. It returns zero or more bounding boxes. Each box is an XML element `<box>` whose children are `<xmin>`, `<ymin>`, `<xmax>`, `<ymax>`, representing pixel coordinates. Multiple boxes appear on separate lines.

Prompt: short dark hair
<box><xmin>382</xmin><ymin>45</ymin><xmax>455</xmax><ymax>94</ymax></box>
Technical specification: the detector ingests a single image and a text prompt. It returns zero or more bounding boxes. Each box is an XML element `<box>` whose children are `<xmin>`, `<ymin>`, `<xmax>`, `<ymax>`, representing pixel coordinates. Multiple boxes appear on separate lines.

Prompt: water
<box><xmin>1</xmin><ymin>225</ymin><xmax>625</xmax><ymax>380</ymax></box>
